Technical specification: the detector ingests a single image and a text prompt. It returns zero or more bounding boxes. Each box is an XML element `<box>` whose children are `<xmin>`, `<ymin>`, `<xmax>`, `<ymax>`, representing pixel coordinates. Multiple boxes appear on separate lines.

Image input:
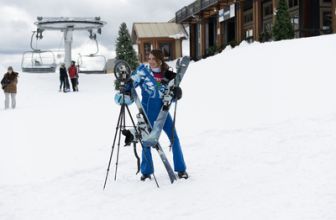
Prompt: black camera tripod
<box><xmin>103</xmin><ymin>60</ymin><xmax>159</xmax><ymax>189</ymax></box>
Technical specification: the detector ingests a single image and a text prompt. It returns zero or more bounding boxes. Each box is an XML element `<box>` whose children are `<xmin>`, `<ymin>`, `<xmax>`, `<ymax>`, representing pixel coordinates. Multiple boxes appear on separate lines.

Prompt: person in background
<box><xmin>1</xmin><ymin>66</ymin><xmax>19</xmax><ymax>110</ymax></box>
<box><xmin>59</xmin><ymin>63</ymin><xmax>70</xmax><ymax>92</ymax></box>
<box><xmin>68</xmin><ymin>61</ymin><xmax>79</xmax><ymax>92</ymax></box>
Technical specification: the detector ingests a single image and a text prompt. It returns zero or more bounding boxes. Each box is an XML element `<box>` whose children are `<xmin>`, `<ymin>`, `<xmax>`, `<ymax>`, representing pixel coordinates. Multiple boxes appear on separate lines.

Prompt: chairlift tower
<box><xmin>35</xmin><ymin>17</ymin><xmax>106</xmax><ymax>68</ymax></box>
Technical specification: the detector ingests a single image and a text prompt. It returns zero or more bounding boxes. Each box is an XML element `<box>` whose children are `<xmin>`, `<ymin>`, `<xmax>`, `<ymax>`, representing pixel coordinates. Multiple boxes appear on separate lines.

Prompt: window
<box><xmin>159</xmin><ymin>43</ymin><xmax>173</xmax><ymax>61</ymax></box>
<box><xmin>243</xmin><ymin>0</ymin><xmax>253</xmax><ymax>10</ymax></box>
<box><xmin>322</xmin><ymin>11</ymin><xmax>332</xmax><ymax>33</ymax></box>
<box><xmin>244</xmin><ymin>12</ymin><xmax>253</xmax><ymax>24</ymax></box>
<box><xmin>144</xmin><ymin>43</ymin><xmax>152</xmax><ymax>61</ymax></box>
<box><xmin>245</xmin><ymin>29</ymin><xmax>253</xmax><ymax>42</ymax></box>
<box><xmin>288</xmin><ymin>0</ymin><xmax>299</xmax><ymax>8</ymax></box>
<box><xmin>263</xmin><ymin>23</ymin><xmax>272</xmax><ymax>33</ymax></box>
<box><xmin>261</xmin><ymin>23</ymin><xmax>272</xmax><ymax>42</ymax></box>
<box><xmin>263</xmin><ymin>3</ymin><xmax>273</xmax><ymax>17</ymax></box>
<box><xmin>291</xmin><ymin>15</ymin><xmax>299</xmax><ymax>29</ymax></box>
<box><xmin>291</xmin><ymin>15</ymin><xmax>300</xmax><ymax>37</ymax></box>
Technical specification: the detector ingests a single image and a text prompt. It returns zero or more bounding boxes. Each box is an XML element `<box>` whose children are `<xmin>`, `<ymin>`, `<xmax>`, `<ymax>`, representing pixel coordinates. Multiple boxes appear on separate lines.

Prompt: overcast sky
<box><xmin>0</xmin><ymin>0</ymin><xmax>193</xmax><ymax>54</ymax></box>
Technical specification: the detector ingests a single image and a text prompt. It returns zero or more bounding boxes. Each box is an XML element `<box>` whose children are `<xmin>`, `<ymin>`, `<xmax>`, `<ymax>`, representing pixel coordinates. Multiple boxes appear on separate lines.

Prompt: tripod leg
<box><xmin>103</xmin><ymin>106</ymin><xmax>124</xmax><ymax>189</ymax></box>
<box><xmin>114</xmin><ymin>105</ymin><xmax>126</xmax><ymax>181</ymax></box>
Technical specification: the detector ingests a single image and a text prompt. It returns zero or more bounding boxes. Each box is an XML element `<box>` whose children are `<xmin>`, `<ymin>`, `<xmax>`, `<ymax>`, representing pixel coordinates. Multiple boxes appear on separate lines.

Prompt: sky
<box><xmin>0</xmin><ymin>0</ymin><xmax>193</xmax><ymax>54</ymax></box>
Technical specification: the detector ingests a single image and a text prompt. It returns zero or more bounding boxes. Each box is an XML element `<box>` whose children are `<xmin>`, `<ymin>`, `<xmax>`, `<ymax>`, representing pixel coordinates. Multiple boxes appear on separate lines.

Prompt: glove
<box><xmin>161</xmin><ymin>69</ymin><xmax>176</xmax><ymax>85</ymax></box>
<box><xmin>172</xmin><ymin>86</ymin><xmax>182</xmax><ymax>100</ymax></box>
<box><xmin>165</xmin><ymin>69</ymin><xmax>176</xmax><ymax>81</ymax></box>
<box><xmin>114</xmin><ymin>92</ymin><xmax>134</xmax><ymax>105</ymax></box>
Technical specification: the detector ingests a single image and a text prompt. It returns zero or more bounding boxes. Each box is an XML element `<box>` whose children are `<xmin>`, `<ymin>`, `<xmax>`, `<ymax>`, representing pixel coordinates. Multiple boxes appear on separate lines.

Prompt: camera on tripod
<box><xmin>113</xmin><ymin>60</ymin><xmax>134</xmax><ymax>105</ymax></box>
<box><xmin>115</xmin><ymin>59</ymin><xmax>134</xmax><ymax>89</ymax></box>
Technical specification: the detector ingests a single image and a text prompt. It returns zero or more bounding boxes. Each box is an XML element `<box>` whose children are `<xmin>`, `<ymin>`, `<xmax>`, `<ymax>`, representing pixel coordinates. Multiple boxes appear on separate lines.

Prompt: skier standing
<box><xmin>59</xmin><ymin>63</ymin><xmax>70</xmax><ymax>92</ymax></box>
<box><xmin>1</xmin><ymin>66</ymin><xmax>19</xmax><ymax>110</ymax></box>
<box><xmin>127</xmin><ymin>50</ymin><xmax>188</xmax><ymax>180</ymax></box>
<box><xmin>68</xmin><ymin>61</ymin><xmax>79</xmax><ymax>92</ymax></box>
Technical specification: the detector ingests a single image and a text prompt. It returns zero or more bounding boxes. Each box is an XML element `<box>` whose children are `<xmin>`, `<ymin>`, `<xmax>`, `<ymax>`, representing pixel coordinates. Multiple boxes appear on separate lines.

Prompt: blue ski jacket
<box><xmin>131</xmin><ymin>64</ymin><xmax>165</xmax><ymax>99</ymax></box>
<box><xmin>129</xmin><ymin>64</ymin><xmax>167</xmax><ymax>115</ymax></box>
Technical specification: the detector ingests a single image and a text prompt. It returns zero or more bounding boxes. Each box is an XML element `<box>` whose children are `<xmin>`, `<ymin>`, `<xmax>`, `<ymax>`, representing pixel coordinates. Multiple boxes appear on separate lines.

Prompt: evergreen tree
<box><xmin>272</xmin><ymin>0</ymin><xmax>295</xmax><ymax>41</ymax></box>
<box><xmin>116</xmin><ymin>22</ymin><xmax>139</xmax><ymax>70</ymax></box>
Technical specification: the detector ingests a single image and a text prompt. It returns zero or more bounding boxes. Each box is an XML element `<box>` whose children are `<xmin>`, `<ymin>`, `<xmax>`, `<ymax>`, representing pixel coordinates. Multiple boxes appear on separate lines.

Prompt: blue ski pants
<box><xmin>140</xmin><ymin>97</ymin><xmax>187</xmax><ymax>175</ymax></box>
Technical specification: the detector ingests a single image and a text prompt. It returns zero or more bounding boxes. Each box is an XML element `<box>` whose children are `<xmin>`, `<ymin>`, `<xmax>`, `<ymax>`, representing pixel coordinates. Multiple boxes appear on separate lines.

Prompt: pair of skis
<box><xmin>141</xmin><ymin>57</ymin><xmax>190</xmax><ymax>147</ymax></box>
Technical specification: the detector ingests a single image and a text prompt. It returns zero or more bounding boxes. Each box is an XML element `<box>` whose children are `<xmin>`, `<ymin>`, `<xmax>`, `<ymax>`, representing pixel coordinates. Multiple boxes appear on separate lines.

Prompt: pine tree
<box><xmin>272</xmin><ymin>0</ymin><xmax>295</xmax><ymax>41</ymax></box>
<box><xmin>116</xmin><ymin>23</ymin><xmax>139</xmax><ymax>70</ymax></box>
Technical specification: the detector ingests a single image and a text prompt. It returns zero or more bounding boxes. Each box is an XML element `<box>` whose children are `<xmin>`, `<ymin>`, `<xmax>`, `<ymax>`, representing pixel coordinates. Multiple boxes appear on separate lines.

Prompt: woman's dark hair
<box><xmin>150</xmin><ymin>49</ymin><xmax>169</xmax><ymax>72</ymax></box>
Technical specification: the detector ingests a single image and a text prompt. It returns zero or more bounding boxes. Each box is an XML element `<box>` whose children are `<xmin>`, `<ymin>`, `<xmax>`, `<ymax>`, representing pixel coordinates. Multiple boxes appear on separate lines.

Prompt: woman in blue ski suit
<box><xmin>130</xmin><ymin>50</ymin><xmax>188</xmax><ymax>180</ymax></box>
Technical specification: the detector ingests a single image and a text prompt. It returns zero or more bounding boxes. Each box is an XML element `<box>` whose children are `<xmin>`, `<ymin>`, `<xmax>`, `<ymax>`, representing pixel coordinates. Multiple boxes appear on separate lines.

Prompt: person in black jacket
<box><xmin>59</xmin><ymin>63</ymin><xmax>69</xmax><ymax>92</ymax></box>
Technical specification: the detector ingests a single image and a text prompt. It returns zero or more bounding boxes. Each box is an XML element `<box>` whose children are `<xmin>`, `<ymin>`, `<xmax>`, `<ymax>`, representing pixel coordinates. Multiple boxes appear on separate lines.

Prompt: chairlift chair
<box><xmin>21</xmin><ymin>50</ymin><xmax>57</xmax><ymax>73</ymax></box>
<box><xmin>77</xmin><ymin>54</ymin><xmax>107</xmax><ymax>74</ymax></box>
<box><xmin>21</xmin><ymin>31</ymin><xmax>57</xmax><ymax>73</ymax></box>
<box><xmin>77</xmin><ymin>37</ymin><xmax>107</xmax><ymax>74</ymax></box>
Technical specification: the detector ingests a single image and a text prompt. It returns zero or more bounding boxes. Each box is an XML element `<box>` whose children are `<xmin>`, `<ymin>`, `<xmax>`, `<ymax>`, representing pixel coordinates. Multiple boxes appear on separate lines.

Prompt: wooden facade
<box><xmin>132</xmin><ymin>23</ymin><xmax>187</xmax><ymax>63</ymax></box>
<box><xmin>176</xmin><ymin>0</ymin><xmax>336</xmax><ymax>61</ymax></box>
<box><xmin>135</xmin><ymin>38</ymin><xmax>183</xmax><ymax>63</ymax></box>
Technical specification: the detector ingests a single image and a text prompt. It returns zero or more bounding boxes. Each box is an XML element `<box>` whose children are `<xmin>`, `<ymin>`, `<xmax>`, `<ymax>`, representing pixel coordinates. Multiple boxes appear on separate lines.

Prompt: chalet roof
<box><xmin>132</xmin><ymin>22</ymin><xmax>188</xmax><ymax>42</ymax></box>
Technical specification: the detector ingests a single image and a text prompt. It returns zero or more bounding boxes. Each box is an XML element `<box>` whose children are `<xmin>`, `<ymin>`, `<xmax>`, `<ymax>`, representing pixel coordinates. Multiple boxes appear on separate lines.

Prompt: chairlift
<box><xmin>77</xmin><ymin>54</ymin><xmax>107</xmax><ymax>74</ymax></box>
<box><xmin>77</xmin><ymin>36</ymin><xmax>107</xmax><ymax>74</ymax></box>
<box><xmin>21</xmin><ymin>31</ymin><xmax>57</xmax><ymax>73</ymax></box>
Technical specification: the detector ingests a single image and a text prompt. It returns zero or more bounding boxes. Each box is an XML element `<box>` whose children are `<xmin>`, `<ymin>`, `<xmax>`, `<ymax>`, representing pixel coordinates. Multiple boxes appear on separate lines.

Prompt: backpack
<box><xmin>1</xmin><ymin>75</ymin><xmax>11</xmax><ymax>90</ymax></box>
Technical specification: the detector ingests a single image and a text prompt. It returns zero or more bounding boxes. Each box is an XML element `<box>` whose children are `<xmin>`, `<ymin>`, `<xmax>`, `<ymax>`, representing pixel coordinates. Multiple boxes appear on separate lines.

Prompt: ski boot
<box><xmin>177</xmin><ymin>171</ymin><xmax>189</xmax><ymax>179</ymax></box>
<box><xmin>140</xmin><ymin>174</ymin><xmax>152</xmax><ymax>181</ymax></box>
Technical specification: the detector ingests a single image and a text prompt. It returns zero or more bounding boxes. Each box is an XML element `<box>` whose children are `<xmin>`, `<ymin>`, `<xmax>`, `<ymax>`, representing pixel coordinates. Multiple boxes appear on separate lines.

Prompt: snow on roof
<box><xmin>132</xmin><ymin>22</ymin><xmax>188</xmax><ymax>42</ymax></box>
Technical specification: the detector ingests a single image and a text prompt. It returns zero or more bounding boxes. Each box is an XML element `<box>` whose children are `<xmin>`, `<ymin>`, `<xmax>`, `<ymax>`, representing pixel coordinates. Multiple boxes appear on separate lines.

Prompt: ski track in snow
<box><xmin>1</xmin><ymin>35</ymin><xmax>336</xmax><ymax>219</ymax></box>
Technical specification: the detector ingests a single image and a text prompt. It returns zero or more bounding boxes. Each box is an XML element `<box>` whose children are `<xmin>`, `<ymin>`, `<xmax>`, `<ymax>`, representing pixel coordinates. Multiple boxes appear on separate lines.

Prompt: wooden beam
<box><xmin>189</xmin><ymin>24</ymin><xmax>196</xmax><ymax>60</ymax></box>
<box><xmin>139</xmin><ymin>42</ymin><xmax>144</xmax><ymax>63</ymax></box>
<box><xmin>137</xmin><ymin>43</ymin><xmax>141</xmax><ymax>63</ymax></box>
<box><xmin>216</xmin><ymin>5</ymin><xmax>222</xmax><ymax>48</ymax></box>
<box><xmin>253</xmin><ymin>0</ymin><xmax>262</xmax><ymax>41</ymax></box>
<box><xmin>201</xmin><ymin>21</ymin><xmax>206</xmax><ymax>57</ymax></box>
<box><xmin>236</xmin><ymin>1</ymin><xmax>244</xmax><ymax>43</ymax></box>
<box><xmin>333</xmin><ymin>0</ymin><xmax>336</xmax><ymax>33</ymax></box>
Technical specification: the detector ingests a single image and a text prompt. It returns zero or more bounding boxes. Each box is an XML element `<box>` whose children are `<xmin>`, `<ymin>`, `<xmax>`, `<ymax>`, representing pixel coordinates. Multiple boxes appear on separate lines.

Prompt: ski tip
<box><xmin>170</xmin><ymin>174</ymin><xmax>178</xmax><ymax>184</ymax></box>
<box><xmin>170</xmin><ymin>177</ymin><xmax>177</xmax><ymax>184</ymax></box>
<box><xmin>182</xmin><ymin>56</ymin><xmax>190</xmax><ymax>61</ymax></box>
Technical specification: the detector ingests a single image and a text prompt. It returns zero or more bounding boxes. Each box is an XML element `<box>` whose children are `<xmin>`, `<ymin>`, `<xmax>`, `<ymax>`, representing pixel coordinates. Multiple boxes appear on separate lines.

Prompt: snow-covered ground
<box><xmin>1</xmin><ymin>35</ymin><xmax>336</xmax><ymax>220</ymax></box>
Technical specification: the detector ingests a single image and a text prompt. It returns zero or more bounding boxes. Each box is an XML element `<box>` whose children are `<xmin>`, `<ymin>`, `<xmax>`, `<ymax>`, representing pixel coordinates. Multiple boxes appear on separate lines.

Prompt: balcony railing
<box><xmin>176</xmin><ymin>0</ymin><xmax>219</xmax><ymax>23</ymax></box>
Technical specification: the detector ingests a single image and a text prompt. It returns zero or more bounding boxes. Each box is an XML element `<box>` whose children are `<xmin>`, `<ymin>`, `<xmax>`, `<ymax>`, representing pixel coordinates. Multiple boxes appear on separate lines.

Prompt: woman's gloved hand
<box><xmin>162</xmin><ymin>69</ymin><xmax>177</xmax><ymax>85</ymax></box>
<box><xmin>172</xmin><ymin>86</ymin><xmax>182</xmax><ymax>100</ymax></box>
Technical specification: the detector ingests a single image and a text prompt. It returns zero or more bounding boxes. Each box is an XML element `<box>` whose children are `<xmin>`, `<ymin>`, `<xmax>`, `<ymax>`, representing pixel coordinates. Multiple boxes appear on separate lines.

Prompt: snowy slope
<box><xmin>1</xmin><ymin>35</ymin><xmax>336</xmax><ymax>220</ymax></box>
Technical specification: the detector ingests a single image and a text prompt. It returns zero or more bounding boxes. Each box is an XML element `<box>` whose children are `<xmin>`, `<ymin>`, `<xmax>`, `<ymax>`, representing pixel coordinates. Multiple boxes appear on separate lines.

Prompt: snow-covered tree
<box><xmin>116</xmin><ymin>22</ymin><xmax>139</xmax><ymax>70</ymax></box>
<box><xmin>272</xmin><ymin>0</ymin><xmax>295</xmax><ymax>41</ymax></box>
